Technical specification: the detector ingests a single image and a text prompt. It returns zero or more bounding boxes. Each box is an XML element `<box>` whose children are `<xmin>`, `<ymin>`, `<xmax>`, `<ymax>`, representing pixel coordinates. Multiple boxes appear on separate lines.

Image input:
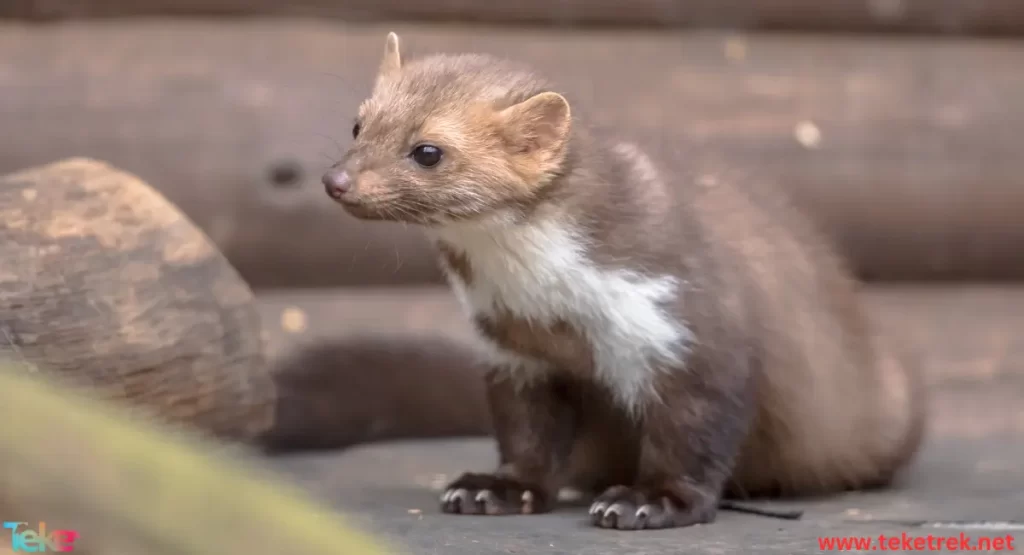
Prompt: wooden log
<box><xmin>1</xmin><ymin>22</ymin><xmax>1023</xmax><ymax>284</ymax></box>
<box><xmin>3</xmin><ymin>0</ymin><xmax>1024</xmax><ymax>36</ymax></box>
<box><xmin>254</xmin><ymin>285</ymin><xmax>1024</xmax><ymax>390</ymax></box>
<box><xmin>253</xmin><ymin>285</ymin><xmax>1024</xmax><ymax>450</ymax></box>
<box><xmin>0</xmin><ymin>367</ymin><xmax>391</xmax><ymax>555</ymax></box>
<box><xmin>0</xmin><ymin>158</ymin><xmax>275</xmax><ymax>441</ymax></box>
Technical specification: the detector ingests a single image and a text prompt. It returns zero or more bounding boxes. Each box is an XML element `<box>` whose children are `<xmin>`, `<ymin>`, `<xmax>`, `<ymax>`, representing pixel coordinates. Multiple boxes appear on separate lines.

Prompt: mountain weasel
<box><xmin>321</xmin><ymin>32</ymin><xmax>926</xmax><ymax>530</ymax></box>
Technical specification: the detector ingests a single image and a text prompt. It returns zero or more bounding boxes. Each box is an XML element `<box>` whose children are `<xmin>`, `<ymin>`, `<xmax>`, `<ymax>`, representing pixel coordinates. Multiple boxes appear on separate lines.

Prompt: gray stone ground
<box><xmin>265</xmin><ymin>433</ymin><xmax>1024</xmax><ymax>554</ymax></box>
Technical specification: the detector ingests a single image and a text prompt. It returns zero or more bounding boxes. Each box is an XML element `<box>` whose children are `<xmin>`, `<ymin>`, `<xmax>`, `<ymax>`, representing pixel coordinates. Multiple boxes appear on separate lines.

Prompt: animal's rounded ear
<box><xmin>498</xmin><ymin>91</ymin><xmax>572</xmax><ymax>155</ymax></box>
<box><xmin>379</xmin><ymin>32</ymin><xmax>403</xmax><ymax>76</ymax></box>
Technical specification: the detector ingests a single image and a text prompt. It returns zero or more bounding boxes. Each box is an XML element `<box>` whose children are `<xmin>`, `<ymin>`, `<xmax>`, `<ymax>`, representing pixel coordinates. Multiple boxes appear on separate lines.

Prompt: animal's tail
<box><xmin>883</xmin><ymin>335</ymin><xmax>930</xmax><ymax>473</ymax></box>
<box><xmin>259</xmin><ymin>334</ymin><xmax>492</xmax><ymax>453</ymax></box>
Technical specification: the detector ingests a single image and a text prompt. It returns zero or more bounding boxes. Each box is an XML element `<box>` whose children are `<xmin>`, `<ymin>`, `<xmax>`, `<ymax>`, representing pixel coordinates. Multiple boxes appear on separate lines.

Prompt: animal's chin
<box><xmin>333</xmin><ymin>197</ymin><xmax>503</xmax><ymax>227</ymax></box>
<box><xmin>336</xmin><ymin>199</ymin><xmax>432</xmax><ymax>225</ymax></box>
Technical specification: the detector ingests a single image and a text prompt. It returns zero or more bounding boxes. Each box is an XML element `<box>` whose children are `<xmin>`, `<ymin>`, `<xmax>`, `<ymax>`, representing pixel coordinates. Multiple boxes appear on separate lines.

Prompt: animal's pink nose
<box><xmin>322</xmin><ymin>168</ymin><xmax>352</xmax><ymax>199</ymax></box>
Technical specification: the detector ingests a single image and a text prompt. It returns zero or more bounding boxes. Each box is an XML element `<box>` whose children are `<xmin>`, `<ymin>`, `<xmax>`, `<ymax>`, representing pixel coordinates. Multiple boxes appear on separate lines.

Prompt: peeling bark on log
<box><xmin>0</xmin><ymin>158</ymin><xmax>275</xmax><ymax>441</ymax></box>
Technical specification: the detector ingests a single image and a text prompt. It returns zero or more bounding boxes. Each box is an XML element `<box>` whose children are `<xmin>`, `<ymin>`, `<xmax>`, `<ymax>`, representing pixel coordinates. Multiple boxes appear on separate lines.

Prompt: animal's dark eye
<box><xmin>352</xmin><ymin>122</ymin><xmax>361</xmax><ymax>139</ymax></box>
<box><xmin>411</xmin><ymin>144</ymin><xmax>443</xmax><ymax>168</ymax></box>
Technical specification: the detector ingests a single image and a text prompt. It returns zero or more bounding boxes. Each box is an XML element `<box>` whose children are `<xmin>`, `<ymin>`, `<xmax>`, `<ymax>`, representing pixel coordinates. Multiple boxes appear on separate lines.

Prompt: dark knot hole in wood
<box><xmin>267</xmin><ymin>160</ymin><xmax>304</xmax><ymax>188</ymax></box>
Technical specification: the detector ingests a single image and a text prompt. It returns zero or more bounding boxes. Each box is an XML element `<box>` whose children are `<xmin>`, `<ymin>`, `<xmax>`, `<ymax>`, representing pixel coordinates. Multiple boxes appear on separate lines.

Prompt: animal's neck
<box><xmin>432</xmin><ymin>208</ymin><xmax>589</xmax><ymax>274</ymax></box>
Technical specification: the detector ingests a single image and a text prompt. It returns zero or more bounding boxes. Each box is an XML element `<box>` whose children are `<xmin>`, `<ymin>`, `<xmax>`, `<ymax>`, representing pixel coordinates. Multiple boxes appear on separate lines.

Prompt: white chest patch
<box><xmin>430</xmin><ymin>214</ymin><xmax>693</xmax><ymax>413</ymax></box>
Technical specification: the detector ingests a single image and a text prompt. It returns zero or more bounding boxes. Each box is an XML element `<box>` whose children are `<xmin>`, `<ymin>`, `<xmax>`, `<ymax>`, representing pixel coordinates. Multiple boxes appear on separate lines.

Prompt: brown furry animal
<box><xmin>319</xmin><ymin>32</ymin><xmax>926</xmax><ymax>530</ymax></box>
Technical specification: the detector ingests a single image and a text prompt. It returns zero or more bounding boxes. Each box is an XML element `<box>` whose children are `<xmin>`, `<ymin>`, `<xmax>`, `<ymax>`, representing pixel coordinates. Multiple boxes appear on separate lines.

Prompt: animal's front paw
<box><xmin>440</xmin><ymin>472</ymin><xmax>549</xmax><ymax>515</ymax></box>
<box><xmin>589</xmin><ymin>485</ymin><xmax>716</xmax><ymax>530</ymax></box>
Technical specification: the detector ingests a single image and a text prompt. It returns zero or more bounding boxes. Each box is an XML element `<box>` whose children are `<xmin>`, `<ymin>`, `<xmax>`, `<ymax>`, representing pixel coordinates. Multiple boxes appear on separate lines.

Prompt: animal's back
<box><xmin>688</xmin><ymin>172</ymin><xmax>926</xmax><ymax>496</ymax></box>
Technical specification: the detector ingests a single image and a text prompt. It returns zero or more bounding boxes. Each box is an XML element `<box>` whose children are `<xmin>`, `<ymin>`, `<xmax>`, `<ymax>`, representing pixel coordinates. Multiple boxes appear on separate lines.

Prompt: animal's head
<box><xmin>323</xmin><ymin>33</ymin><xmax>573</xmax><ymax>225</ymax></box>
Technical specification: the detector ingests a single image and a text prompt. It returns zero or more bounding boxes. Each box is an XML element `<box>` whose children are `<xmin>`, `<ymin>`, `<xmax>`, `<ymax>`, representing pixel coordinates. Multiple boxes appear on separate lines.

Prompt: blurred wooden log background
<box><xmin>0</xmin><ymin>4</ymin><xmax>1022</xmax><ymax>547</ymax></box>
<box><xmin>0</xmin><ymin>21</ymin><xmax>1022</xmax><ymax>287</ymax></box>
<box><xmin>0</xmin><ymin>4</ymin><xmax>1020</xmax><ymax>551</ymax></box>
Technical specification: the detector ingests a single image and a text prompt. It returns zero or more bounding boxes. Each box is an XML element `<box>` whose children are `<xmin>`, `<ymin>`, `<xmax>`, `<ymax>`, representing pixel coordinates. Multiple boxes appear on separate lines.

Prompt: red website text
<box><xmin>819</xmin><ymin>532</ymin><xmax>1016</xmax><ymax>552</ymax></box>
